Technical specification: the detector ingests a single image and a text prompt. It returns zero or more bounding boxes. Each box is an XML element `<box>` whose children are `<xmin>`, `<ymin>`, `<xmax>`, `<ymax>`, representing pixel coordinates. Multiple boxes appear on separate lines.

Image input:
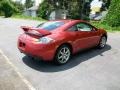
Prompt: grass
<box><xmin>11</xmin><ymin>14</ymin><xmax>46</xmax><ymax>21</ymax></box>
<box><xmin>91</xmin><ymin>21</ymin><xmax>120</xmax><ymax>32</ymax></box>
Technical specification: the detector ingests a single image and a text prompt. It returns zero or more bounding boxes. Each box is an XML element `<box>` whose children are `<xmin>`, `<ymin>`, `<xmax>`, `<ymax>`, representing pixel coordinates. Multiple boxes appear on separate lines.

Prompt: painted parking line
<box><xmin>0</xmin><ymin>49</ymin><xmax>36</xmax><ymax>90</ymax></box>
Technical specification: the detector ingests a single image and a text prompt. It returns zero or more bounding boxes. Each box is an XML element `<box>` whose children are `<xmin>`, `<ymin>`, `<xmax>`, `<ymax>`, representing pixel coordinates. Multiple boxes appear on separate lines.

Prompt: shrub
<box><xmin>104</xmin><ymin>0</ymin><xmax>120</xmax><ymax>27</ymax></box>
<box><xmin>0</xmin><ymin>0</ymin><xmax>16</xmax><ymax>17</ymax></box>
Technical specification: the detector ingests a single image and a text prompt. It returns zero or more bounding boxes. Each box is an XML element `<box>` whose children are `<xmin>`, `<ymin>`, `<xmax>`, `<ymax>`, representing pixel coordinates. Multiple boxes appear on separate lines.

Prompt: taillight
<box><xmin>19</xmin><ymin>42</ymin><xmax>26</xmax><ymax>47</ymax></box>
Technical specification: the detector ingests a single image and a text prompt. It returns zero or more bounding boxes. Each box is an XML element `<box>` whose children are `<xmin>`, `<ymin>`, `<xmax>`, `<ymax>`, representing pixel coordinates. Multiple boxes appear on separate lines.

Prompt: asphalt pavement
<box><xmin>0</xmin><ymin>50</ymin><xmax>30</xmax><ymax>90</ymax></box>
<box><xmin>0</xmin><ymin>17</ymin><xmax>120</xmax><ymax>90</ymax></box>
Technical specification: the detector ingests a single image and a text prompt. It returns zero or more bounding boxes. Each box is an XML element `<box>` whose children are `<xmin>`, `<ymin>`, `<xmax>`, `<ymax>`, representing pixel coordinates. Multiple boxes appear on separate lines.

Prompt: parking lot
<box><xmin>0</xmin><ymin>17</ymin><xmax>120</xmax><ymax>90</ymax></box>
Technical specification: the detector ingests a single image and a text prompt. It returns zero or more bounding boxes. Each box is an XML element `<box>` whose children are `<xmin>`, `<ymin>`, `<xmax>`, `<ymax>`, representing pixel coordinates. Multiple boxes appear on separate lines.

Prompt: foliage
<box><xmin>12</xmin><ymin>1</ymin><xmax>24</xmax><ymax>13</ymax></box>
<box><xmin>37</xmin><ymin>0</ymin><xmax>54</xmax><ymax>19</ymax></box>
<box><xmin>91</xmin><ymin>21</ymin><xmax>120</xmax><ymax>32</ymax></box>
<box><xmin>37</xmin><ymin>0</ymin><xmax>86</xmax><ymax>20</ymax></box>
<box><xmin>0</xmin><ymin>0</ymin><xmax>17</xmax><ymax>17</ymax></box>
<box><xmin>25</xmin><ymin>0</ymin><xmax>34</xmax><ymax>9</ymax></box>
<box><xmin>0</xmin><ymin>0</ymin><xmax>4</xmax><ymax>15</ymax></box>
<box><xmin>68</xmin><ymin>0</ymin><xmax>81</xmax><ymax>19</ymax></box>
<box><xmin>103</xmin><ymin>0</ymin><xmax>120</xmax><ymax>27</ymax></box>
<box><xmin>0</xmin><ymin>3</ymin><xmax>2</xmax><ymax>15</ymax></box>
<box><xmin>103</xmin><ymin>0</ymin><xmax>111</xmax><ymax>9</ymax></box>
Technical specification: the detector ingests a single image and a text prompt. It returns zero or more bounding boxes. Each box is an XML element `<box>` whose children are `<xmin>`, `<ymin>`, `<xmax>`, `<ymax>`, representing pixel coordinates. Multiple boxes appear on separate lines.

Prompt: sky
<box><xmin>12</xmin><ymin>0</ymin><xmax>42</xmax><ymax>6</ymax></box>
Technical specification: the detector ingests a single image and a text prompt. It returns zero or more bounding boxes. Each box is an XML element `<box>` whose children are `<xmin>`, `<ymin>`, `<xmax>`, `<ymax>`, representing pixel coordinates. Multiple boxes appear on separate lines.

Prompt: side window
<box><xmin>68</xmin><ymin>25</ymin><xmax>78</xmax><ymax>31</ymax></box>
<box><xmin>76</xmin><ymin>23</ymin><xmax>92</xmax><ymax>31</ymax></box>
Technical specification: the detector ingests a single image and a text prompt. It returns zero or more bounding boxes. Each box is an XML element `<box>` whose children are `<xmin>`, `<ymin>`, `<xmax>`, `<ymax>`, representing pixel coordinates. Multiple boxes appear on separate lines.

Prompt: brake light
<box><xmin>19</xmin><ymin>42</ymin><xmax>26</xmax><ymax>47</ymax></box>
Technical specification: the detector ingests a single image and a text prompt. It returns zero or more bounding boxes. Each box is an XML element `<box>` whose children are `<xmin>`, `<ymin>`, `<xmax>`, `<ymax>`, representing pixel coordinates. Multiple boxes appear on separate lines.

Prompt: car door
<box><xmin>67</xmin><ymin>23</ymin><xmax>91</xmax><ymax>52</ymax></box>
<box><xmin>76</xmin><ymin>22</ymin><xmax>100</xmax><ymax>49</ymax></box>
<box><xmin>67</xmin><ymin>24</ymin><xmax>84</xmax><ymax>52</ymax></box>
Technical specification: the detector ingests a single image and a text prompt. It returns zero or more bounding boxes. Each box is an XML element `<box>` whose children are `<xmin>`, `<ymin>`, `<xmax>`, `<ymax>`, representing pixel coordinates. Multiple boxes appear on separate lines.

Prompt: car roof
<box><xmin>48</xmin><ymin>19</ymin><xmax>87</xmax><ymax>24</ymax></box>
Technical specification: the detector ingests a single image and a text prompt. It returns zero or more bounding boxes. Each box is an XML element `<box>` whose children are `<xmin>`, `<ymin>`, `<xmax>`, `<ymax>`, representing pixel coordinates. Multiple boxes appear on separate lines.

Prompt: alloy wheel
<box><xmin>100</xmin><ymin>36</ymin><xmax>106</xmax><ymax>48</ymax></box>
<box><xmin>56</xmin><ymin>46</ymin><xmax>71</xmax><ymax>64</ymax></box>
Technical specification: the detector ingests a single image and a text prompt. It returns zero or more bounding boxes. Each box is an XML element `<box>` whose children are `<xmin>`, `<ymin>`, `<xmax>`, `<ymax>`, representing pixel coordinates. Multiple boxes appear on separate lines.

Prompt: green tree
<box><xmin>37</xmin><ymin>0</ymin><xmax>90</xmax><ymax>20</ymax></box>
<box><xmin>37</xmin><ymin>0</ymin><xmax>54</xmax><ymax>19</ymax></box>
<box><xmin>48</xmin><ymin>0</ymin><xmax>80</xmax><ymax>19</ymax></box>
<box><xmin>12</xmin><ymin>1</ymin><xmax>24</xmax><ymax>13</ymax></box>
<box><xmin>103</xmin><ymin>0</ymin><xmax>111</xmax><ymax>9</ymax></box>
<box><xmin>68</xmin><ymin>0</ymin><xmax>80</xmax><ymax>19</ymax></box>
<box><xmin>104</xmin><ymin>0</ymin><xmax>120</xmax><ymax>27</ymax></box>
<box><xmin>0</xmin><ymin>1</ymin><xmax>2</xmax><ymax>15</ymax></box>
<box><xmin>0</xmin><ymin>0</ymin><xmax>17</xmax><ymax>17</ymax></box>
<box><xmin>25</xmin><ymin>0</ymin><xmax>34</xmax><ymax>9</ymax></box>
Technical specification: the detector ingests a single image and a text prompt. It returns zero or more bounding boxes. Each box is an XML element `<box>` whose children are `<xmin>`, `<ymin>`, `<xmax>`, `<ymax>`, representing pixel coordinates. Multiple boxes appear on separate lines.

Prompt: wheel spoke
<box><xmin>60</xmin><ymin>50</ymin><xmax>64</xmax><ymax>55</ymax></box>
<box><xmin>61</xmin><ymin>58</ymin><xmax>65</xmax><ymax>62</ymax></box>
<box><xmin>63</xmin><ymin>48</ymin><xmax>66</xmax><ymax>53</ymax></box>
<box><xmin>58</xmin><ymin>55</ymin><xmax>63</xmax><ymax>59</ymax></box>
<box><xmin>65</xmin><ymin>49</ymin><xmax>69</xmax><ymax>54</ymax></box>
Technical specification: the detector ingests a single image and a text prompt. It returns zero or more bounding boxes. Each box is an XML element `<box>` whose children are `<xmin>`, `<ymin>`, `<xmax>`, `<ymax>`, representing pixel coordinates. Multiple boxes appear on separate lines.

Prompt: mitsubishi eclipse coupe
<box><xmin>18</xmin><ymin>20</ymin><xmax>107</xmax><ymax>65</ymax></box>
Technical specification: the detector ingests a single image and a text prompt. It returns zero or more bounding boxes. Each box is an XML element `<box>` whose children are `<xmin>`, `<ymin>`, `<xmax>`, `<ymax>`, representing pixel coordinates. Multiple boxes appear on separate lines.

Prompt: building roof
<box><xmin>27</xmin><ymin>6</ymin><xmax>38</xmax><ymax>11</ymax></box>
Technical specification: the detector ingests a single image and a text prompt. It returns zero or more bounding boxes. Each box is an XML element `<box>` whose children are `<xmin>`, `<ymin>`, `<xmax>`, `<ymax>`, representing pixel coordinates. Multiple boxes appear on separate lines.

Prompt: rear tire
<box><xmin>26</xmin><ymin>55</ymin><xmax>34</xmax><ymax>59</ymax></box>
<box><xmin>54</xmin><ymin>45</ymin><xmax>71</xmax><ymax>65</ymax></box>
<box><xmin>98</xmin><ymin>36</ymin><xmax>107</xmax><ymax>49</ymax></box>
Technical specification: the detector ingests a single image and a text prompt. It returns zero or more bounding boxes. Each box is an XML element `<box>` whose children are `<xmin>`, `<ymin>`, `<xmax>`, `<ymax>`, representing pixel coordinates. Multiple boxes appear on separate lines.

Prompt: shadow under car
<box><xmin>22</xmin><ymin>44</ymin><xmax>111</xmax><ymax>72</ymax></box>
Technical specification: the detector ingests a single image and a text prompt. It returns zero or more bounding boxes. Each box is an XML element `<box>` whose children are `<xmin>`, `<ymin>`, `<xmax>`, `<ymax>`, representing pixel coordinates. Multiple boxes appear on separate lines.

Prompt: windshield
<box><xmin>37</xmin><ymin>21</ymin><xmax>65</xmax><ymax>31</ymax></box>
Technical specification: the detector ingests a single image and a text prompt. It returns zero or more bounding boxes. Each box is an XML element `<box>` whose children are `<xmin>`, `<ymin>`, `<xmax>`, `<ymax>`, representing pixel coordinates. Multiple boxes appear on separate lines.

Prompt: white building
<box><xmin>24</xmin><ymin>0</ymin><xmax>43</xmax><ymax>17</ymax></box>
<box><xmin>49</xmin><ymin>9</ymin><xmax>68</xmax><ymax>20</ymax></box>
<box><xmin>24</xmin><ymin>6</ymin><xmax>38</xmax><ymax>17</ymax></box>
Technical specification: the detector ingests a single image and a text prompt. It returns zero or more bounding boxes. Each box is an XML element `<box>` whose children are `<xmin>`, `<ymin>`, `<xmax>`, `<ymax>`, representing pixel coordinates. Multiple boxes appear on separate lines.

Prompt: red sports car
<box><xmin>18</xmin><ymin>20</ymin><xmax>107</xmax><ymax>65</ymax></box>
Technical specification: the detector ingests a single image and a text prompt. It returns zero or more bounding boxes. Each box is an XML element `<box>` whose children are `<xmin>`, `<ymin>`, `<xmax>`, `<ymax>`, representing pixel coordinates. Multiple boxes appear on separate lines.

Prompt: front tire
<box><xmin>54</xmin><ymin>45</ymin><xmax>71</xmax><ymax>65</ymax></box>
<box><xmin>98</xmin><ymin>36</ymin><xmax>107</xmax><ymax>49</ymax></box>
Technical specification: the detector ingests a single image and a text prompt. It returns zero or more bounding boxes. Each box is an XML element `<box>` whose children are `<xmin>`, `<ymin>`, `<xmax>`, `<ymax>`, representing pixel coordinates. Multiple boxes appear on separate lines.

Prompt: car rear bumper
<box><xmin>18</xmin><ymin>36</ymin><xmax>56</xmax><ymax>61</ymax></box>
<box><xmin>19</xmin><ymin>48</ymin><xmax>55</xmax><ymax>61</ymax></box>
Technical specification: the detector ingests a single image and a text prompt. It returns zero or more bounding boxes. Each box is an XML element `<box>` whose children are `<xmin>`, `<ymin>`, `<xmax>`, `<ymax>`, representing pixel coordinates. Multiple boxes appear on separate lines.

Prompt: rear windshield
<box><xmin>37</xmin><ymin>21</ymin><xmax>65</xmax><ymax>31</ymax></box>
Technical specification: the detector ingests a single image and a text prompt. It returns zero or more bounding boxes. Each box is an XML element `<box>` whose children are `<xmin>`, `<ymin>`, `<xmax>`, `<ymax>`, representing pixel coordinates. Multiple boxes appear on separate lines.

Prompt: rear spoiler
<box><xmin>21</xmin><ymin>26</ymin><xmax>51</xmax><ymax>36</ymax></box>
<box><xmin>21</xmin><ymin>26</ymin><xmax>32</xmax><ymax>32</ymax></box>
